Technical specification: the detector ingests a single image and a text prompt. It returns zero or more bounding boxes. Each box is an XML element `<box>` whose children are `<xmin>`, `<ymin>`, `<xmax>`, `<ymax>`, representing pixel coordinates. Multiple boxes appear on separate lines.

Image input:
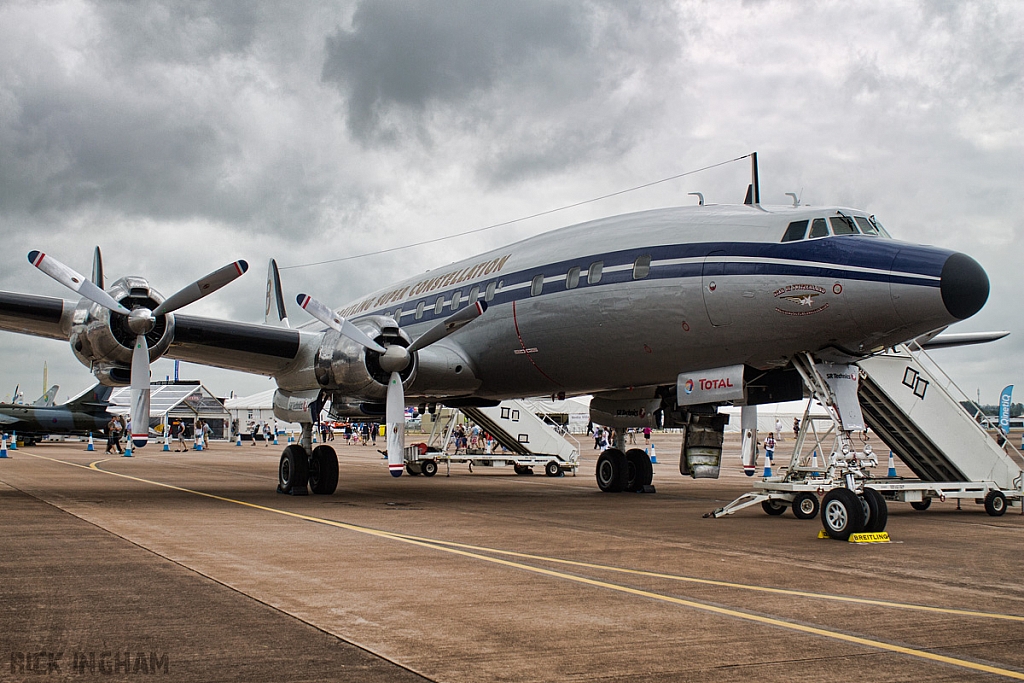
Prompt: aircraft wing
<box><xmin>916</xmin><ymin>330</ymin><xmax>1010</xmax><ymax>350</ymax></box>
<box><xmin>167</xmin><ymin>314</ymin><xmax>309</xmax><ymax>376</ymax></box>
<box><xmin>0</xmin><ymin>290</ymin><xmax>313</xmax><ymax>378</ymax></box>
<box><xmin>0</xmin><ymin>291</ymin><xmax>74</xmax><ymax>340</ymax></box>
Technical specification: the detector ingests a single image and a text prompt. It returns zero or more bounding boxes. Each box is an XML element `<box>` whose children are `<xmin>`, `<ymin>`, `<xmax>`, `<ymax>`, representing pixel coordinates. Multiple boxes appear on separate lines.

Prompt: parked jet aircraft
<box><xmin>0</xmin><ymin>184</ymin><xmax>993</xmax><ymax>497</ymax></box>
<box><xmin>0</xmin><ymin>384</ymin><xmax>113</xmax><ymax>445</ymax></box>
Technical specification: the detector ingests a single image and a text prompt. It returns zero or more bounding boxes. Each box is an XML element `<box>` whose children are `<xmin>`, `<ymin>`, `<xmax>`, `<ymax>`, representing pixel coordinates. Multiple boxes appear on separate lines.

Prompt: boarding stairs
<box><xmin>857</xmin><ymin>343</ymin><xmax>1022</xmax><ymax>490</ymax></box>
<box><xmin>709</xmin><ymin>344</ymin><xmax>1023</xmax><ymax>523</ymax></box>
<box><xmin>461</xmin><ymin>400</ymin><xmax>579</xmax><ymax>463</ymax></box>
<box><xmin>404</xmin><ymin>399</ymin><xmax>579</xmax><ymax>476</ymax></box>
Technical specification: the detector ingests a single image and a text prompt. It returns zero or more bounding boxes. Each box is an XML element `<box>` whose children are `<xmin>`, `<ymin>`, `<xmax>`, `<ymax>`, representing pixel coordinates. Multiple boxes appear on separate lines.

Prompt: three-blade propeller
<box><xmin>296</xmin><ymin>292</ymin><xmax>486</xmax><ymax>476</ymax></box>
<box><xmin>28</xmin><ymin>250</ymin><xmax>248</xmax><ymax>448</ymax></box>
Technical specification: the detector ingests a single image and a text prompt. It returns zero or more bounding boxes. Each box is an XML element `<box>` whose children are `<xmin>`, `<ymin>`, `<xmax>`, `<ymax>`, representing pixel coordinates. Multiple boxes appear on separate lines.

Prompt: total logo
<box><xmin>683</xmin><ymin>379</ymin><xmax>694</xmax><ymax>394</ymax></box>
<box><xmin>698</xmin><ymin>378</ymin><xmax>734</xmax><ymax>390</ymax></box>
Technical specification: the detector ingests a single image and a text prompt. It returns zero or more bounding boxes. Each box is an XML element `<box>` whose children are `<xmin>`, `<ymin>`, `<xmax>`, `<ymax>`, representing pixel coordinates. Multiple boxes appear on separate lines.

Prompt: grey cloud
<box><xmin>322</xmin><ymin>1</ymin><xmax>682</xmax><ymax>181</ymax></box>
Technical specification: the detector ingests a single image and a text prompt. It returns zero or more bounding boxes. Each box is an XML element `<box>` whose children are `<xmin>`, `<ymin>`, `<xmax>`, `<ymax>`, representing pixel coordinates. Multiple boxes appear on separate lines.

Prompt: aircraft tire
<box><xmin>761</xmin><ymin>499</ymin><xmax>787</xmax><ymax>516</ymax></box>
<box><xmin>513</xmin><ymin>464</ymin><xmax>532</xmax><ymax>475</ymax></box>
<box><xmin>984</xmin><ymin>490</ymin><xmax>1007</xmax><ymax>517</ymax></box>
<box><xmin>910</xmin><ymin>499</ymin><xmax>931</xmax><ymax>511</ymax></box>
<box><xmin>596</xmin><ymin>449</ymin><xmax>628</xmax><ymax>492</ymax></box>
<box><xmin>545</xmin><ymin>461</ymin><xmax>561</xmax><ymax>477</ymax></box>
<box><xmin>624</xmin><ymin>449</ymin><xmax>654</xmax><ymax>491</ymax></box>
<box><xmin>821</xmin><ymin>488</ymin><xmax>865</xmax><ymax>540</ymax></box>
<box><xmin>791</xmin><ymin>492</ymin><xmax>819</xmax><ymax>520</ymax></box>
<box><xmin>278</xmin><ymin>445</ymin><xmax>309</xmax><ymax>495</ymax></box>
<box><xmin>422</xmin><ymin>460</ymin><xmax>438</xmax><ymax>477</ymax></box>
<box><xmin>861</xmin><ymin>487</ymin><xmax>887</xmax><ymax>532</ymax></box>
<box><xmin>309</xmin><ymin>445</ymin><xmax>338</xmax><ymax>495</ymax></box>
<box><xmin>405</xmin><ymin>464</ymin><xmax>421</xmax><ymax>476</ymax></box>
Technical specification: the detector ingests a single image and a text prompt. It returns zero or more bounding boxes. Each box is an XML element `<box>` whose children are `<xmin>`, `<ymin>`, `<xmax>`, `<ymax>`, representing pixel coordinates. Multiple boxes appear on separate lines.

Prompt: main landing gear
<box><xmin>277</xmin><ymin>424</ymin><xmax>338</xmax><ymax>495</ymax></box>
<box><xmin>596</xmin><ymin>448</ymin><xmax>654</xmax><ymax>493</ymax></box>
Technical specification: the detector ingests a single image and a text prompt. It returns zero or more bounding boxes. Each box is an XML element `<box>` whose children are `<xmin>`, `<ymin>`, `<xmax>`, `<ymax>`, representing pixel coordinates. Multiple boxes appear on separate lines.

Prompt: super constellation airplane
<box><xmin>0</xmin><ymin>182</ymin><xmax>992</xmax><ymax>496</ymax></box>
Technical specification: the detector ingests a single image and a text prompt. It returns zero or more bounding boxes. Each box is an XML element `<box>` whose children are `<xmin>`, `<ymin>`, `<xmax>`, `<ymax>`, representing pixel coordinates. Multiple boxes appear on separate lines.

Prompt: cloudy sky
<box><xmin>0</xmin><ymin>0</ymin><xmax>1021</xmax><ymax>406</ymax></box>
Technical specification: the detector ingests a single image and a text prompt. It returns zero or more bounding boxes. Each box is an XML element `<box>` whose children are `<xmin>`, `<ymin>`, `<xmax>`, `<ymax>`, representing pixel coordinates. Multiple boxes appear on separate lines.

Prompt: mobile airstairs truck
<box><xmin>401</xmin><ymin>398</ymin><xmax>580</xmax><ymax>478</ymax></box>
<box><xmin>708</xmin><ymin>343</ymin><xmax>1023</xmax><ymax>539</ymax></box>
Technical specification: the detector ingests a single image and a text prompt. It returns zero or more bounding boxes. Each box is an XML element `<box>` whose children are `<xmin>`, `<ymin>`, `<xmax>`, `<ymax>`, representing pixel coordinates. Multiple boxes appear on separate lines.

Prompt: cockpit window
<box><xmin>869</xmin><ymin>215</ymin><xmax>892</xmax><ymax>238</ymax></box>
<box><xmin>808</xmin><ymin>218</ymin><xmax>829</xmax><ymax>238</ymax></box>
<box><xmin>854</xmin><ymin>216</ymin><xmax>878</xmax><ymax>235</ymax></box>
<box><xmin>781</xmin><ymin>220</ymin><xmax>808</xmax><ymax>242</ymax></box>
<box><xmin>829</xmin><ymin>216</ymin><xmax>859</xmax><ymax>235</ymax></box>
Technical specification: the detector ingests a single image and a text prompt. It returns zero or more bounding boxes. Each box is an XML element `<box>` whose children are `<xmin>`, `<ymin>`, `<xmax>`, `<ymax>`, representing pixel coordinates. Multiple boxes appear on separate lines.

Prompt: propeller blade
<box><xmin>28</xmin><ymin>250</ymin><xmax>130</xmax><ymax>315</ymax></box>
<box><xmin>296</xmin><ymin>293</ymin><xmax>387</xmax><ymax>353</ymax></box>
<box><xmin>92</xmin><ymin>246</ymin><xmax>104</xmax><ymax>288</ymax></box>
<box><xmin>407</xmin><ymin>300</ymin><xmax>487</xmax><ymax>354</ymax></box>
<box><xmin>385</xmin><ymin>371</ymin><xmax>405</xmax><ymax>477</ymax></box>
<box><xmin>130</xmin><ymin>334</ymin><xmax>151</xmax><ymax>448</ymax></box>
<box><xmin>265</xmin><ymin>259</ymin><xmax>289</xmax><ymax>327</ymax></box>
<box><xmin>152</xmin><ymin>260</ymin><xmax>248</xmax><ymax>316</ymax></box>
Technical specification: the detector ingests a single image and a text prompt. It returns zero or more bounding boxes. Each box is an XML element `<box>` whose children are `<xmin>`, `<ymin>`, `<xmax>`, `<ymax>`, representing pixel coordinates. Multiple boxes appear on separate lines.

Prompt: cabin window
<box><xmin>808</xmin><ymin>218</ymin><xmax>829</xmax><ymax>239</ymax></box>
<box><xmin>394</xmin><ymin>307</ymin><xmax>403</xmax><ymax>321</ymax></box>
<box><xmin>451</xmin><ymin>290</ymin><xmax>462</xmax><ymax>309</ymax></box>
<box><xmin>781</xmin><ymin>220</ymin><xmax>808</xmax><ymax>242</ymax></box>
<box><xmin>830</xmin><ymin>216</ymin><xmax>858</xmax><ymax>235</ymax></box>
<box><xmin>632</xmin><ymin>255</ymin><xmax>651</xmax><ymax>279</ymax></box>
<box><xmin>566</xmin><ymin>266</ymin><xmax>580</xmax><ymax>289</ymax></box>
<box><xmin>415</xmin><ymin>302</ymin><xmax>425</xmax><ymax>320</ymax></box>
<box><xmin>434</xmin><ymin>296</ymin><xmax>444</xmax><ymax>314</ymax></box>
<box><xmin>468</xmin><ymin>285</ymin><xmax>480</xmax><ymax>303</ymax></box>
<box><xmin>855</xmin><ymin>216</ymin><xmax>878</xmax><ymax>235</ymax></box>
<box><xmin>531</xmin><ymin>274</ymin><xmax>545</xmax><ymax>296</ymax></box>
<box><xmin>587</xmin><ymin>261</ymin><xmax>603</xmax><ymax>284</ymax></box>
<box><xmin>484</xmin><ymin>282</ymin><xmax>496</xmax><ymax>301</ymax></box>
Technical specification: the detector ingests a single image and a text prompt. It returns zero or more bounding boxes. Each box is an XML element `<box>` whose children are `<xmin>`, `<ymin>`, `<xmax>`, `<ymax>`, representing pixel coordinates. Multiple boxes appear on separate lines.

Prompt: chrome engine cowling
<box><xmin>313</xmin><ymin>315</ymin><xmax>415</xmax><ymax>400</ymax></box>
<box><xmin>68</xmin><ymin>276</ymin><xmax>175</xmax><ymax>386</ymax></box>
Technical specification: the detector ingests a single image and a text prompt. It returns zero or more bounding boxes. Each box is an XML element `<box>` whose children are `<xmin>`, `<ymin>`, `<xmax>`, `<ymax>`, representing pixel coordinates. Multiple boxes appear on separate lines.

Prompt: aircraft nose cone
<box><xmin>940</xmin><ymin>252</ymin><xmax>989</xmax><ymax>320</ymax></box>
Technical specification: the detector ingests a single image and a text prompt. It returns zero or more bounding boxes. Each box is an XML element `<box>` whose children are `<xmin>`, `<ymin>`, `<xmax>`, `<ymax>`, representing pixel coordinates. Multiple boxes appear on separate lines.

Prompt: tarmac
<box><xmin>2</xmin><ymin>433</ymin><xmax>1023</xmax><ymax>682</ymax></box>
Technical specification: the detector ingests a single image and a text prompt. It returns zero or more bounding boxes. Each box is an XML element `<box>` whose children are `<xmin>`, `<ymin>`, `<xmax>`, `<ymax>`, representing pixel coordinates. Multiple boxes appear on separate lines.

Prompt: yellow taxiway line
<box><xmin>18</xmin><ymin>452</ymin><xmax>1024</xmax><ymax>681</ymax></box>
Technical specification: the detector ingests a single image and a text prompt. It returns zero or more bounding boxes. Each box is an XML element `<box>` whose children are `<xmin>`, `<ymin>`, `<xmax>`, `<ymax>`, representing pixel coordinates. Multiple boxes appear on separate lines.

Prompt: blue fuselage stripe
<box><xmin>354</xmin><ymin>237</ymin><xmax>948</xmax><ymax>326</ymax></box>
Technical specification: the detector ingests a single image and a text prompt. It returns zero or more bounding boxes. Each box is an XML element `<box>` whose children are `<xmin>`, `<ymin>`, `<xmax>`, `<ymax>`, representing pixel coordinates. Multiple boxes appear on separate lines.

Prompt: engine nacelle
<box><xmin>68</xmin><ymin>276</ymin><xmax>175</xmax><ymax>386</ymax></box>
<box><xmin>313</xmin><ymin>315</ymin><xmax>415</xmax><ymax>400</ymax></box>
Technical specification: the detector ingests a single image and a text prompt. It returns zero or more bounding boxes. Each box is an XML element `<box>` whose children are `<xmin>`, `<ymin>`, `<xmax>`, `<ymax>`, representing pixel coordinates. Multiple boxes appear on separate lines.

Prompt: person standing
<box><xmin>263</xmin><ymin>422</ymin><xmax>273</xmax><ymax>446</ymax></box>
<box><xmin>792</xmin><ymin>418</ymin><xmax>800</xmax><ymax>440</ymax></box>
<box><xmin>775</xmin><ymin>418</ymin><xmax>784</xmax><ymax>441</ymax></box>
<box><xmin>643</xmin><ymin>426</ymin><xmax>652</xmax><ymax>447</ymax></box>
<box><xmin>203</xmin><ymin>420</ymin><xmax>213</xmax><ymax>448</ymax></box>
<box><xmin>105</xmin><ymin>416</ymin><xmax>123</xmax><ymax>454</ymax></box>
<box><xmin>764</xmin><ymin>432</ymin><xmax>776</xmax><ymax>470</ymax></box>
<box><xmin>250</xmin><ymin>421</ymin><xmax>259</xmax><ymax>446</ymax></box>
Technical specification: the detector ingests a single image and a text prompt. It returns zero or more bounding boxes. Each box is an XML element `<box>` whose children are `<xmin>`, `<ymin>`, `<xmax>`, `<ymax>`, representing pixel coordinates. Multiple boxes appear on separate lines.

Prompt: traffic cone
<box><xmin>86</xmin><ymin>432</ymin><xmax>95</xmax><ymax>452</ymax></box>
<box><xmin>763</xmin><ymin>450</ymin><xmax>773</xmax><ymax>477</ymax></box>
<box><xmin>123</xmin><ymin>444</ymin><xmax>132</xmax><ymax>457</ymax></box>
<box><xmin>236</xmin><ymin>433</ymin><xmax>242</xmax><ymax>447</ymax></box>
<box><xmin>312</xmin><ymin>431</ymin><xmax>318</xmax><ymax>444</ymax></box>
<box><xmin>273</xmin><ymin>431</ymin><xmax>279</xmax><ymax>446</ymax></box>
<box><xmin>287</xmin><ymin>431</ymin><xmax>294</xmax><ymax>443</ymax></box>
<box><xmin>648</xmin><ymin>443</ymin><xmax>657</xmax><ymax>464</ymax></box>
<box><xmin>887</xmin><ymin>451</ymin><xmax>897</xmax><ymax>477</ymax></box>
<box><xmin>810</xmin><ymin>450</ymin><xmax>819</xmax><ymax>476</ymax></box>
<box><xmin>162</xmin><ymin>432</ymin><xmax>170</xmax><ymax>451</ymax></box>
<box><xmin>9</xmin><ymin>431</ymin><xmax>17</xmax><ymax>450</ymax></box>
<box><xmin>1</xmin><ymin>434</ymin><xmax>8</xmax><ymax>458</ymax></box>
<box><xmin>194</xmin><ymin>439</ymin><xmax>203</xmax><ymax>451</ymax></box>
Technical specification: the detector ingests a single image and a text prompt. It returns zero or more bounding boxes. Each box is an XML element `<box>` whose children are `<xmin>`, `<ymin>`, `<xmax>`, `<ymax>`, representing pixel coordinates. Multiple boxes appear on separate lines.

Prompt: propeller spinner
<box><xmin>297</xmin><ymin>292</ymin><xmax>486</xmax><ymax>476</ymax></box>
<box><xmin>28</xmin><ymin>250</ymin><xmax>248</xmax><ymax>448</ymax></box>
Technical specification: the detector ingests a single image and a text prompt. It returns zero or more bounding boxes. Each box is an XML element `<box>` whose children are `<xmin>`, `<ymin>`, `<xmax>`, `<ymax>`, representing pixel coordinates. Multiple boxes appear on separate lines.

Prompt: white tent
<box><xmin>224</xmin><ymin>389</ymin><xmax>302</xmax><ymax>439</ymax></box>
<box><xmin>108</xmin><ymin>381</ymin><xmax>230</xmax><ymax>439</ymax></box>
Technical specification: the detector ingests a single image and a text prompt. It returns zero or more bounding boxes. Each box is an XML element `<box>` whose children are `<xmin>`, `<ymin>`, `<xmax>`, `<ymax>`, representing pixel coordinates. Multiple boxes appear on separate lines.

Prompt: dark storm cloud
<box><xmin>322</xmin><ymin>1</ymin><xmax>681</xmax><ymax>181</ymax></box>
<box><xmin>0</xmin><ymin>1</ymin><xmax>352</xmax><ymax>239</ymax></box>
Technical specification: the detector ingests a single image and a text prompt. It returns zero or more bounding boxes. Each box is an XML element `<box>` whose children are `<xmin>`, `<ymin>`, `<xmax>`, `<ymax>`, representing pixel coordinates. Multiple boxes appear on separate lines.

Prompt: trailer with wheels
<box><xmin>401</xmin><ymin>442</ymin><xmax>578</xmax><ymax>477</ymax></box>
